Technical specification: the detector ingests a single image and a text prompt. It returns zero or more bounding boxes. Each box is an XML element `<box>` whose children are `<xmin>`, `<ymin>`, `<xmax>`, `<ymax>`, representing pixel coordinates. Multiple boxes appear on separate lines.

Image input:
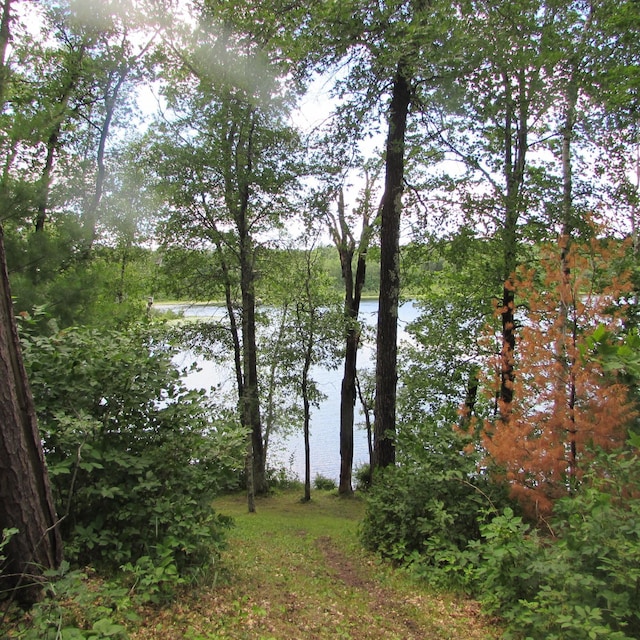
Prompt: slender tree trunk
<box><xmin>34</xmin><ymin>129</ymin><xmax>59</xmax><ymax>233</ymax></box>
<box><xmin>332</xmin><ymin>190</ymin><xmax>373</xmax><ymax>495</ymax></box>
<box><xmin>498</xmin><ymin>68</ymin><xmax>528</xmax><ymax>423</ymax></box>
<box><xmin>0</xmin><ymin>225</ymin><xmax>62</xmax><ymax>606</ymax></box>
<box><xmin>558</xmin><ymin>5</ymin><xmax>592</xmax><ymax>484</ymax></box>
<box><xmin>263</xmin><ymin>303</ymin><xmax>289</xmax><ymax>459</ymax></box>
<box><xmin>356</xmin><ymin>373</ymin><xmax>373</xmax><ymax>487</ymax></box>
<box><xmin>82</xmin><ymin>69</ymin><xmax>127</xmax><ymax>249</ymax></box>
<box><xmin>301</xmin><ymin>336</ymin><xmax>312</xmax><ymax>503</ymax></box>
<box><xmin>372</xmin><ymin>63</ymin><xmax>411</xmax><ymax>472</ymax></box>
<box><xmin>34</xmin><ymin>43</ymin><xmax>86</xmax><ymax>233</ymax></box>
<box><xmin>240</xmin><ymin>233</ymin><xmax>266</xmax><ymax>496</ymax></box>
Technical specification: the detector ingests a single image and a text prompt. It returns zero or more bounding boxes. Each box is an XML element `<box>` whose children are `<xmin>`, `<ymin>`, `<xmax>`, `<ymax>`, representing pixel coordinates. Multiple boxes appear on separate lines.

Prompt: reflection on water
<box><xmin>162</xmin><ymin>299</ymin><xmax>420</xmax><ymax>483</ymax></box>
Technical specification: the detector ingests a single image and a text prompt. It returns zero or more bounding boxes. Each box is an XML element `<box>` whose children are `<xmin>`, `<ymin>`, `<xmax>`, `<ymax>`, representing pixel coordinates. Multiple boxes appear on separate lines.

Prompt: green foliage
<box><xmin>359</xmin><ymin>431</ymin><xmax>506</xmax><ymax>587</ymax></box>
<box><xmin>353</xmin><ymin>464</ymin><xmax>372</xmax><ymax>492</ymax></box>
<box><xmin>19</xmin><ymin>316</ymin><xmax>240</xmax><ymax>584</ymax></box>
<box><xmin>7</xmin><ymin>239</ymin><xmax>157</xmax><ymax>330</ymax></box>
<box><xmin>266</xmin><ymin>466</ymin><xmax>303</xmax><ymax>491</ymax></box>
<box><xmin>466</xmin><ymin>450</ymin><xmax>640</xmax><ymax>639</ymax></box>
<box><xmin>120</xmin><ymin>542</ymin><xmax>185</xmax><ymax>605</ymax></box>
<box><xmin>0</xmin><ymin>528</ymin><xmax>18</xmax><ymax>573</ymax></box>
<box><xmin>5</xmin><ymin>562</ymin><xmax>132</xmax><ymax>639</ymax></box>
<box><xmin>313</xmin><ymin>474</ymin><xmax>337</xmax><ymax>491</ymax></box>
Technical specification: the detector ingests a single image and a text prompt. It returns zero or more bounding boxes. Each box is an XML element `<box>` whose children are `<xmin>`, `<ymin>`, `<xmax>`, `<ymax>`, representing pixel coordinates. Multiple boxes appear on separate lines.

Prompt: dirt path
<box><xmin>131</xmin><ymin>491</ymin><xmax>500</xmax><ymax>640</ymax></box>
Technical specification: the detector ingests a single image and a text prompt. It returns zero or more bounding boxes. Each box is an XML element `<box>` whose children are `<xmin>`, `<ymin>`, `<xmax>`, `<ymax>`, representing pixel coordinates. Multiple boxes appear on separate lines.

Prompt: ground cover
<box><xmin>130</xmin><ymin>490</ymin><xmax>501</xmax><ymax>640</ymax></box>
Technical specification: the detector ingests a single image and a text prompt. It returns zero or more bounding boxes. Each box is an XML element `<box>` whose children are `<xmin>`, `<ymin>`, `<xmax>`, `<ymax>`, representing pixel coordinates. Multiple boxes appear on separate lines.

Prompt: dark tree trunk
<box><xmin>372</xmin><ymin>64</ymin><xmax>411</xmax><ymax>472</ymax></box>
<box><xmin>34</xmin><ymin>43</ymin><xmax>86</xmax><ymax>233</ymax></box>
<box><xmin>498</xmin><ymin>68</ymin><xmax>528</xmax><ymax>423</ymax></box>
<box><xmin>0</xmin><ymin>226</ymin><xmax>62</xmax><ymax>606</ymax></box>
<box><xmin>240</xmin><ymin>234</ymin><xmax>266</xmax><ymax>497</ymax></box>
<box><xmin>302</xmin><ymin>343</ymin><xmax>312</xmax><ymax>503</ymax></box>
<box><xmin>332</xmin><ymin>190</ymin><xmax>373</xmax><ymax>496</ymax></box>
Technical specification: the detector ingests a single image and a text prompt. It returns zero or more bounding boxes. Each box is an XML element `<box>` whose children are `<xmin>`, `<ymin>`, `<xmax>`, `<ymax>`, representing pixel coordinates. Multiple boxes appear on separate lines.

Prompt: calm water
<box><xmin>165</xmin><ymin>300</ymin><xmax>420</xmax><ymax>483</ymax></box>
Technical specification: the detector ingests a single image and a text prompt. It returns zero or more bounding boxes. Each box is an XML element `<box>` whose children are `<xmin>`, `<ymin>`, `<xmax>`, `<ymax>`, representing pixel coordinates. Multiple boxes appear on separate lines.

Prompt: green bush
<box><xmin>4</xmin><ymin>561</ymin><xmax>131</xmax><ymax>639</ymax></box>
<box><xmin>467</xmin><ymin>450</ymin><xmax>640</xmax><ymax>639</ymax></box>
<box><xmin>313</xmin><ymin>474</ymin><xmax>337</xmax><ymax>491</ymax></box>
<box><xmin>20</xmin><ymin>317</ymin><xmax>242</xmax><ymax>583</ymax></box>
<box><xmin>353</xmin><ymin>463</ymin><xmax>372</xmax><ymax>492</ymax></box>
<box><xmin>359</xmin><ymin>462</ymin><xmax>503</xmax><ymax>585</ymax></box>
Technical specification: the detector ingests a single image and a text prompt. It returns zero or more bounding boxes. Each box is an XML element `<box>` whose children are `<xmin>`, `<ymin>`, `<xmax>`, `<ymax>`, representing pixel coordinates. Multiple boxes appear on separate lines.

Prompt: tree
<box><xmin>287</xmin><ymin>241</ymin><xmax>342</xmax><ymax>501</ymax></box>
<box><xmin>0</xmin><ymin>0</ymin><xmax>62</xmax><ymax>606</ymax></box>
<box><xmin>295</xmin><ymin>0</ymin><xmax>465</xmax><ymax>474</ymax></box>
<box><xmin>326</xmin><ymin>178</ymin><xmax>378</xmax><ymax>495</ymax></box>
<box><xmin>148</xmin><ymin>5</ymin><xmax>302</xmax><ymax>503</ymax></box>
<box><xmin>373</xmin><ymin>61</ymin><xmax>412</xmax><ymax>470</ymax></box>
<box><xmin>479</xmin><ymin>236</ymin><xmax>635</xmax><ymax>518</ymax></box>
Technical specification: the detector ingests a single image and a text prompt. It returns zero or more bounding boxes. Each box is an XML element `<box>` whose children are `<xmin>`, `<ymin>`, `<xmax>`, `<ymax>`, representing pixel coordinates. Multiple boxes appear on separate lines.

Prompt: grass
<box><xmin>130</xmin><ymin>490</ymin><xmax>501</xmax><ymax>640</ymax></box>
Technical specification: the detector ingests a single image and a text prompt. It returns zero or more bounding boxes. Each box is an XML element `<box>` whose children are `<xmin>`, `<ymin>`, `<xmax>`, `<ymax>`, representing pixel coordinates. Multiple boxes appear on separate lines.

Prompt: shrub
<box><xmin>267</xmin><ymin>466</ymin><xmax>302</xmax><ymax>491</ymax></box>
<box><xmin>360</xmin><ymin>462</ymin><xmax>505</xmax><ymax>586</ymax></box>
<box><xmin>20</xmin><ymin>317</ymin><xmax>242</xmax><ymax>582</ymax></box>
<box><xmin>313</xmin><ymin>474</ymin><xmax>337</xmax><ymax>491</ymax></box>
<box><xmin>354</xmin><ymin>463</ymin><xmax>372</xmax><ymax>492</ymax></box>
<box><xmin>467</xmin><ymin>448</ymin><xmax>640</xmax><ymax>639</ymax></box>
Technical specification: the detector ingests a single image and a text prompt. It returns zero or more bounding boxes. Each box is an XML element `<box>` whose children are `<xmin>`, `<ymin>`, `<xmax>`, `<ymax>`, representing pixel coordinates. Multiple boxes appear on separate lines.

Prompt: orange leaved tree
<box><xmin>480</xmin><ymin>234</ymin><xmax>635</xmax><ymax>519</ymax></box>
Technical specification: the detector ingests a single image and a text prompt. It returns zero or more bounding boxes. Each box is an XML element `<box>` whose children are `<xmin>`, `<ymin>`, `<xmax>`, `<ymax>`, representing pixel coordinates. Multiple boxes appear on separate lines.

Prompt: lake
<box><xmin>163</xmin><ymin>299</ymin><xmax>421</xmax><ymax>484</ymax></box>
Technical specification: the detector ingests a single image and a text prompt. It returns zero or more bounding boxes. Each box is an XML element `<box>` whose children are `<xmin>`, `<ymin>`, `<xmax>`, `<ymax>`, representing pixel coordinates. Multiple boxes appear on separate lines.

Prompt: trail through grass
<box><xmin>131</xmin><ymin>490</ymin><xmax>501</xmax><ymax>640</ymax></box>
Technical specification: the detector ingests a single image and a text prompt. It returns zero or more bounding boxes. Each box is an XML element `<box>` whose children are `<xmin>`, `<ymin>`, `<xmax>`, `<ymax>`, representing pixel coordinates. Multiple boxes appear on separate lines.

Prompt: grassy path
<box><xmin>131</xmin><ymin>491</ymin><xmax>501</xmax><ymax>640</ymax></box>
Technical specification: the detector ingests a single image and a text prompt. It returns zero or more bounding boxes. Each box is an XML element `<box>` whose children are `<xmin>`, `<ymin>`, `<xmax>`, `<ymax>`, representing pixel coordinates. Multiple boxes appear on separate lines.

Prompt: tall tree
<box><xmin>0</xmin><ymin>0</ymin><xmax>62</xmax><ymax>605</ymax></box>
<box><xmin>372</xmin><ymin>61</ymin><xmax>412</xmax><ymax>470</ymax></box>
<box><xmin>480</xmin><ymin>237</ymin><xmax>635</xmax><ymax>518</ymax></box>
<box><xmin>297</xmin><ymin>0</ymin><xmax>461</xmax><ymax>473</ymax></box>
<box><xmin>149</xmin><ymin>6</ymin><xmax>302</xmax><ymax>501</ymax></box>
<box><xmin>327</xmin><ymin>177</ymin><xmax>377</xmax><ymax>495</ymax></box>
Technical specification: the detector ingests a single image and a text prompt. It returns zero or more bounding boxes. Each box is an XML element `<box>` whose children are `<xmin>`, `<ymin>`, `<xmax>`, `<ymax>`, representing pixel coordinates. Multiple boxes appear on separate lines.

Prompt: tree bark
<box><xmin>301</xmin><ymin>318</ymin><xmax>313</xmax><ymax>503</ymax></box>
<box><xmin>34</xmin><ymin>42</ymin><xmax>86</xmax><ymax>233</ymax></box>
<box><xmin>372</xmin><ymin>63</ymin><xmax>411</xmax><ymax>472</ymax></box>
<box><xmin>498</xmin><ymin>68</ymin><xmax>528</xmax><ymax>423</ymax></box>
<box><xmin>332</xmin><ymin>190</ymin><xmax>373</xmax><ymax>495</ymax></box>
<box><xmin>0</xmin><ymin>225</ymin><xmax>62</xmax><ymax>605</ymax></box>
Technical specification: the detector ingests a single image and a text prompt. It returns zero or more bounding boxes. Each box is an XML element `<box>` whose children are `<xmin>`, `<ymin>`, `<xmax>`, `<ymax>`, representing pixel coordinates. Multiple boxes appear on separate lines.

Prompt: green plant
<box><xmin>313</xmin><ymin>474</ymin><xmax>337</xmax><ymax>491</ymax></box>
<box><xmin>267</xmin><ymin>466</ymin><xmax>302</xmax><ymax>491</ymax></box>
<box><xmin>121</xmin><ymin>542</ymin><xmax>184</xmax><ymax>604</ymax></box>
<box><xmin>353</xmin><ymin>464</ymin><xmax>372</xmax><ymax>492</ymax></box>
<box><xmin>19</xmin><ymin>317</ymin><xmax>239</xmax><ymax>580</ymax></box>
<box><xmin>0</xmin><ymin>528</ymin><xmax>18</xmax><ymax>567</ymax></box>
<box><xmin>360</xmin><ymin>464</ymin><xmax>494</xmax><ymax>569</ymax></box>
<box><xmin>4</xmin><ymin>562</ymin><xmax>132</xmax><ymax>639</ymax></box>
<box><xmin>466</xmin><ymin>448</ymin><xmax>640</xmax><ymax>639</ymax></box>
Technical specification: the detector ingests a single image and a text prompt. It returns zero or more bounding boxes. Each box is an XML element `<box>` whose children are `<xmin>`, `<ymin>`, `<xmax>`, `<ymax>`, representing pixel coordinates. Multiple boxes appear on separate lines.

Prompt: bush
<box><xmin>360</xmin><ymin>462</ymin><xmax>505</xmax><ymax>586</ymax></box>
<box><xmin>20</xmin><ymin>317</ymin><xmax>242</xmax><ymax>583</ymax></box>
<box><xmin>354</xmin><ymin>463</ymin><xmax>372</xmax><ymax>492</ymax></box>
<box><xmin>313</xmin><ymin>474</ymin><xmax>337</xmax><ymax>491</ymax></box>
<box><xmin>467</xmin><ymin>449</ymin><xmax>640</xmax><ymax>639</ymax></box>
<box><xmin>267</xmin><ymin>466</ymin><xmax>302</xmax><ymax>491</ymax></box>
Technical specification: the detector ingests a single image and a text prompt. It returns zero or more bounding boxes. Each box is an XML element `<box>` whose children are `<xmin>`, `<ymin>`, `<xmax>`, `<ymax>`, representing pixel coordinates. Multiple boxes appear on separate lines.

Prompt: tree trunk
<box><xmin>302</xmin><ymin>349</ymin><xmax>312</xmax><ymax>503</ymax></box>
<box><xmin>34</xmin><ymin>42</ymin><xmax>86</xmax><ymax>233</ymax></box>
<box><xmin>372</xmin><ymin>63</ymin><xmax>411</xmax><ymax>472</ymax></box>
<box><xmin>0</xmin><ymin>225</ymin><xmax>62</xmax><ymax>606</ymax></box>
<box><xmin>498</xmin><ymin>68</ymin><xmax>528</xmax><ymax>423</ymax></box>
<box><xmin>240</xmin><ymin>239</ymin><xmax>266</xmax><ymax>496</ymax></box>
<box><xmin>332</xmin><ymin>189</ymin><xmax>373</xmax><ymax>495</ymax></box>
<box><xmin>339</xmin><ymin>330</ymin><xmax>357</xmax><ymax>495</ymax></box>
<box><xmin>558</xmin><ymin>6</ymin><xmax>592</xmax><ymax>484</ymax></box>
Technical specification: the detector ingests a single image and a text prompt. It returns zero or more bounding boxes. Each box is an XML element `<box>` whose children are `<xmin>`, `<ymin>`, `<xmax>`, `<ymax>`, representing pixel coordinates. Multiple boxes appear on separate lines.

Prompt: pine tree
<box><xmin>480</xmin><ymin>234</ymin><xmax>635</xmax><ymax>518</ymax></box>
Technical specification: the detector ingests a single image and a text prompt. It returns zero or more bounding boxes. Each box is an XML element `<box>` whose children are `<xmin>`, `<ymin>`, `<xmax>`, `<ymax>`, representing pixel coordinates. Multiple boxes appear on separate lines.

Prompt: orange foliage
<box><xmin>480</xmin><ymin>235</ymin><xmax>635</xmax><ymax>520</ymax></box>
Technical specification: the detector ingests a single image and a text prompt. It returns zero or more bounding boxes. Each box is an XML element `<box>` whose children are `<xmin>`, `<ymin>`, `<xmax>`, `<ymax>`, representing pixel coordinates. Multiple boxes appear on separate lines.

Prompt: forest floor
<box><xmin>130</xmin><ymin>490</ymin><xmax>502</xmax><ymax>640</ymax></box>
